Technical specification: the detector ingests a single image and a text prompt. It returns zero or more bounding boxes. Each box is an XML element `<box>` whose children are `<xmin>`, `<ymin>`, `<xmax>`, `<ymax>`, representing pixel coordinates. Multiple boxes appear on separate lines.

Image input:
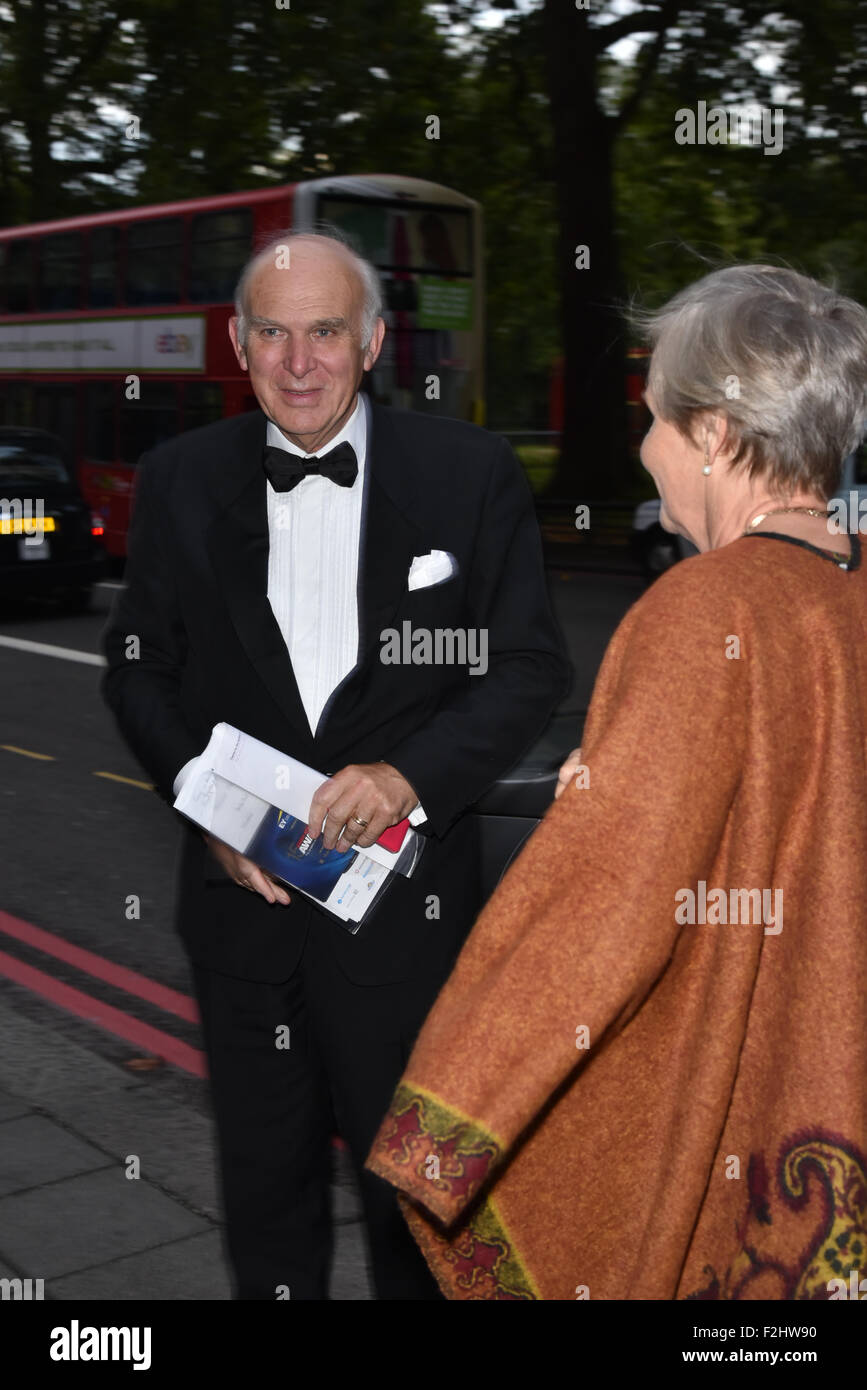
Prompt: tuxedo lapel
<box><xmin>354</xmin><ymin>402</ymin><xmax>429</xmax><ymax>666</ymax></box>
<box><xmin>204</xmin><ymin>413</ymin><xmax>311</xmax><ymax>739</ymax></box>
<box><xmin>314</xmin><ymin>402</ymin><xmax>428</xmax><ymax>747</ymax></box>
<box><xmin>354</xmin><ymin>479</ymin><xmax>421</xmax><ymax>668</ymax></box>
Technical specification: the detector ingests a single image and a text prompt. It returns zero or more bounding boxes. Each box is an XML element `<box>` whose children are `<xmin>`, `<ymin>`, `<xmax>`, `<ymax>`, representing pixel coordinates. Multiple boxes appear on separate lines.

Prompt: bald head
<box><xmin>234</xmin><ymin>231</ymin><xmax>382</xmax><ymax>351</ymax></box>
<box><xmin>227</xmin><ymin>228</ymin><xmax>386</xmax><ymax>453</ymax></box>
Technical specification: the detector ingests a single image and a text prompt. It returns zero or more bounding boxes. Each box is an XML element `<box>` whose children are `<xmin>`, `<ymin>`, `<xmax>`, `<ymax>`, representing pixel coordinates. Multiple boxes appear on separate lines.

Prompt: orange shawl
<box><xmin>366</xmin><ymin>535</ymin><xmax>867</xmax><ymax>1299</ymax></box>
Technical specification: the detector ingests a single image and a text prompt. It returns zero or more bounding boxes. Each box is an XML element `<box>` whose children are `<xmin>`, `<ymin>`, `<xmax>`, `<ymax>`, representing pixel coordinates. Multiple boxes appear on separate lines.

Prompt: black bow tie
<box><xmin>263</xmin><ymin>441</ymin><xmax>358</xmax><ymax>493</ymax></box>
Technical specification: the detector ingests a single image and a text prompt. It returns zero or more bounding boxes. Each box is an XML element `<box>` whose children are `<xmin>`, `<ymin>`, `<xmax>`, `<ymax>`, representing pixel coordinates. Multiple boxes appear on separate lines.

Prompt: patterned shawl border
<box><xmin>367</xmin><ymin>1079</ymin><xmax>540</xmax><ymax>1297</ymax></box>
<box><xmin>398</xmin><ymin>1190</ymin><xmax>541</xmax><ymax>1301</ymax></box>
<box><xmin>393</xmin><ymin>1077</ymin><xmax>510</xmax><ymax>1150</ymax></box>
<box><xmin>367</xmin><ymin>1078</ymin><xmax>509</xmax><ymax>1224</ymax></box>
<box><xmin>685</xmin><ymin>1130</ymin><xmax>867</xmax><ymax>1301</ymax></box>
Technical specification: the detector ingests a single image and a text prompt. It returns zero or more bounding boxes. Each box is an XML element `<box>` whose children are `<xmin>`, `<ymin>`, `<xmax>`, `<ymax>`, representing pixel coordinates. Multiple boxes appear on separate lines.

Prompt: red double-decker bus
<box><xmin>0</xmin><ymin>175</ymin><xmax>484</xmax><ymax>557</ymax></box>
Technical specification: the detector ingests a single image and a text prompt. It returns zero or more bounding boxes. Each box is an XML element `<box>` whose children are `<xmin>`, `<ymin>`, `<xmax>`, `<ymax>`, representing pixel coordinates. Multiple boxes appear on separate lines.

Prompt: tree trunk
<box><xmin>24</xmin><ymin>117</ymin><xmax>54</xmax><ymax>223</ymax></box>
<box><xmin>20</xmin><ymin>0</ymin><xmax>52</xmax><ymax>223</ymax></box>
<box><xmin>541</xmin><ymin>0</ymin><xmax>628</xmax><ymax>499</ymax></box>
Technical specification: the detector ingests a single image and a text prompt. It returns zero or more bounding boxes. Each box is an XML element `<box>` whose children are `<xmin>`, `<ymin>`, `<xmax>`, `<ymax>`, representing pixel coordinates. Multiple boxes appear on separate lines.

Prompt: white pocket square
<box><xmin>407</xmin><ymin>549</ymin><xmax>458</xmax><ymax>591</ymax></box>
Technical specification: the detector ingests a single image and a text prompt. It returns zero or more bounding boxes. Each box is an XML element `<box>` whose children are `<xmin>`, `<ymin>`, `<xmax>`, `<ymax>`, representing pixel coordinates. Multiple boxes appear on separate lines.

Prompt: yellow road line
<box><xmin>0</xmin><ymin>744</ymin><xmax>56</xmax><ymax>761</ymax></box>
<box><xmin>93</xmin><ymin>771</ymin><xmax>154</xmax><ymax>790</ymax></box>
<box><xmin>1</xmin><ymin>745</ymin><xmax>153</xmax><ymax>790</ymax></box>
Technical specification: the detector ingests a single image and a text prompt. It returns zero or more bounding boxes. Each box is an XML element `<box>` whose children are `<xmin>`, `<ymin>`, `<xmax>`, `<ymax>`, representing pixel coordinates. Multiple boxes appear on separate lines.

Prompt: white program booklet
<box><xmin>173</xmin><ymin>723</ymin><xmax>424</xmax><ymax>930</ymax></box>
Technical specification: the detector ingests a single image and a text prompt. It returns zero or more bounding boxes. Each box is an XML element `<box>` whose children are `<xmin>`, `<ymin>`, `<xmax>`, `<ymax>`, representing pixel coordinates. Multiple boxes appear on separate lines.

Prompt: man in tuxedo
<box><xmin>101</xmin><ymin>230</ymin><xmax>569</xmax><ymax>1300</ymax></box>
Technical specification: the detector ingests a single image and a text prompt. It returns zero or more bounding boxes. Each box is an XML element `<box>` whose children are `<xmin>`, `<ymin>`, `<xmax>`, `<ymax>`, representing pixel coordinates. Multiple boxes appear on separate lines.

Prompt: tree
<box><xmin>2</xmin><ymin>0</ymin><xmax>865</xmax><ymax>499</ymax></box>
<box><xmin>443</xmin><ymin>0</ymin><xmax>867</xmax><ymax>496</ymax></box>
<box><xmin>539</xmin><ymin>1</ymin><xmax>681</xmax><ymax>496</ymax></box>
<box><xmin>0</xmin><ymin>0</ymin><xmax>143</xmax><ymax>221</ymax></box>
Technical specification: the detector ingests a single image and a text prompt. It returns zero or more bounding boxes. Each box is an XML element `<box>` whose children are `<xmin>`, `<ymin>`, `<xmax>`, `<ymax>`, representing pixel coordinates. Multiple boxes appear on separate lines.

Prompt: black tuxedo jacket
<box><xmin>101</xmin><ymin>402</ymin><xmax>570</xmax><ymax>985</ymax></box>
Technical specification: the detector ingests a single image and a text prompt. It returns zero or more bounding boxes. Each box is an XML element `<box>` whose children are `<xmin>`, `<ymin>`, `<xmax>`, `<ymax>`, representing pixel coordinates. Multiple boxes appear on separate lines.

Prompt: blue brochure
<box><xmin>246</xmin><ymin>809</ymin><xmax>358</xmax><ymax>904</ymax></box>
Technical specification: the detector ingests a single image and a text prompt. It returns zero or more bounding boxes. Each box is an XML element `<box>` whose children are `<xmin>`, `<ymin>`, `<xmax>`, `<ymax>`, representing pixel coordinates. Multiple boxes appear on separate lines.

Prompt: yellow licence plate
<box><xmin>0</xmin><ymin>515</ymin><xmax>57</xmax><ymax>535</ymax></box>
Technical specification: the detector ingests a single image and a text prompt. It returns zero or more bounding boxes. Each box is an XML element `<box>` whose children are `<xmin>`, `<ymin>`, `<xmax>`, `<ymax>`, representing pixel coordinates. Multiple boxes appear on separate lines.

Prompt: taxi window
<box><xmin>0</xmin><ymin>442</ymin><xmax>71</xmax><ymax>486</ymax></box>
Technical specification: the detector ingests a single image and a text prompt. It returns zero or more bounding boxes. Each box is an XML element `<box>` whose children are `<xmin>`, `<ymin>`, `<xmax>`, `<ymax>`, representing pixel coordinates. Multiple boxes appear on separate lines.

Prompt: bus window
<box><xmin>315</xmin><ymin>196</ymin><xmax>477</xmax><ymax>419</ymax></box>
<box><xmin>125</xmin><ymin>218</ymin><xmax>183</xmax><ymax>306</ymax></box>
<box><xmin>88</xmin><ymin>226</ymin><xmax>120</xmax><ymax>308</ymax></box>
<box><xmin>37</xmin><ymin>233</ymin><xmax>83</xmax><ymax>311</ymax></box>
<box><xmin>119</xmin><ymin>382</ymin><xmax>180</xmax><ymax>463</ymax></box>
<box><xmin>190</xmin><ymin>209</ymin><xmax>252</xmax><ymax>303</ymax></box>
<box><xmin>84</xmin><ymin>382</ymin><xmax>117</xmax><ymax>461</ymax></box>
<box><xmin>4</xmin><ymin>239</ymin><xmax>35</xmax><ymax>313</ymax></box>
<box><xmin>0</xmin><ymin>382</ymin><xmax>35</xmax><ymax>427</ymax></box>
<box><xmin>318</xmin><ymin>199</ymin><xmax>473</xmax><ymax>275</ymax></box>
<box><xmin>33</xmin><ymin>384</ymin><xmax>78</xmax><ymax>457</ymax></box>
<box><xmin>182</xmin><ymin>381</ymin><xmax>225</xmax><ymax>432</ymax></box>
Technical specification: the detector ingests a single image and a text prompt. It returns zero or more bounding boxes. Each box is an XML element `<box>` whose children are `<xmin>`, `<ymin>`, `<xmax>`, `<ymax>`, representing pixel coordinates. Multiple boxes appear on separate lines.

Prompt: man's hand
<box><xmin>554</xmin><ymin>747</ymin><xmax>583</xmax><ymax>801</ymax></box>
<box><xmin>203</xmin><ymin>833</ymin><xmax>291</xmax><ymax>905</ymax></box>
<box><xmin>307</xmin><ymin>762</ymin><xmax>418</xmax><ymax>851</ymax></box>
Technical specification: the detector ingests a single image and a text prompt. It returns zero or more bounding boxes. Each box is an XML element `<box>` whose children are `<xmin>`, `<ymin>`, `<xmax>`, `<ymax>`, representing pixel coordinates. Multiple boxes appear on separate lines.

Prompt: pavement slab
<box><xmin>0</xmin><ymin>1114</ymin><xmax>113</xmax><ymax>1198</ymax></box>
<box><xmin>49</xmin><ymin>1229</ymin><xmax>232</xmax><ymax>1301</ymax></box>
<box><xmin>0</xmin><ymin>1167</ymin><xmax>209</xmax><ymax>1279</ymax></box>
<box><xmin>0</xmin><ymin>991</ymin><xmax>373</xmax><ymax>1299</ymax></box>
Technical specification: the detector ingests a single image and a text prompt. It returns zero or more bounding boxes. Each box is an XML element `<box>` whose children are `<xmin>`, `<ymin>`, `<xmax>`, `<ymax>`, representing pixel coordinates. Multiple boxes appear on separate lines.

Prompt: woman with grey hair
<box><xmin>634</xmin><ymin>263</ymin><xmax>866</xmax><ymax>569</ymax></box>
<box><xmin>367</xmin><ymin>265</ymin><xmax>867</xmax><ymax>1301</ymax></box>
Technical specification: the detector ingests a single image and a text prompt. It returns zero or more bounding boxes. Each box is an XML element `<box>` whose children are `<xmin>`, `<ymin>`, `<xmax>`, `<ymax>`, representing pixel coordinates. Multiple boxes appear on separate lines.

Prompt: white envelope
<box><xmin>407</xmin><ymin>549</ymin><xmax>458</xmax><ymax>590</ymax></box>
<box><xmin>174</xmin><ymin>723</ymin><xmax>413</xmax><ymax>874</ymax></box>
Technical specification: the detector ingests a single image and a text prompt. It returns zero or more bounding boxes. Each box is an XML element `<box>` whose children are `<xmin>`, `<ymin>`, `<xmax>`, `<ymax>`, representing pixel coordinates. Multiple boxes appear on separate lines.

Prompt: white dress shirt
<box><xmin>174</xmin><ymin>393</ymin><xmax>425</xmax><ymax>826</ymax></box>
<box><xmin>265</xmin><ymin>397</ymin><xmax>366</xmax><ymax>736</ymax></box>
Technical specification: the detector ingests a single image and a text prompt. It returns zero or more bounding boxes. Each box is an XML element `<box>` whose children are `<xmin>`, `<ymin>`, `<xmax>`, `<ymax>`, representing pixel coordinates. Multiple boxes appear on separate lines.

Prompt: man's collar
<box><xmin>265</xmin><ymin>393</ymin><xmax>367</xmax><ymax>464</ymax></box>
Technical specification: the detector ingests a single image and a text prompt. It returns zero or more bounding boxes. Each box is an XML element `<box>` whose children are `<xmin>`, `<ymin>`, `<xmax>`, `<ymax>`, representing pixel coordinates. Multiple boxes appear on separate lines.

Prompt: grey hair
<box><xmin>632</xmin><ymin>265</ymin><xmax>867</xmax><ymax>497</ymax></box>
<box><xmin>233</xmin><ymin>226</ymin><xmax>383</xmax><ymax>351</ymax></box>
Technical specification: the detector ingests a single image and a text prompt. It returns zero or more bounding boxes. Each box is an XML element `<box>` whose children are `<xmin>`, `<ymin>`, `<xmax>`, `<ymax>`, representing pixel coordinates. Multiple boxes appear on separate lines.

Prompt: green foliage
<box><xmin>611</xmin><ymin>2</ymin><xmax>867</xmax><ymax>310</ymax></box>
<box><xmin>1</xmin><ymin>0</ymin><xmax>865</xmax><ymax>473</ymax></box>
<box><xmin>0</xmin><ymin>0</ymin><xmax>143</xmax><ymax>220</ymax></box>
<box><xmin>514</xmin><ymin>444</ymin><xmax>559</xmax><ymax>494</ymax></box>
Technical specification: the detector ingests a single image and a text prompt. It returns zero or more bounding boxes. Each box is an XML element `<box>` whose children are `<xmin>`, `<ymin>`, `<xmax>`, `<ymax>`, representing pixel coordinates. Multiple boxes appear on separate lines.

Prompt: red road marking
<box><xmin>0</xmin><ymin>910</ymin><xmax>198</xmax><ymax>1023</ymax></box>
<box><xmin>0</xmin><ymin>911</ymin><xmax>348</xmax><ymax>1140</ymax></box>
<box><xmin>0</xmin><ymin>949</ymin><xmax>207</xmax><ymax>1078</ymax></box>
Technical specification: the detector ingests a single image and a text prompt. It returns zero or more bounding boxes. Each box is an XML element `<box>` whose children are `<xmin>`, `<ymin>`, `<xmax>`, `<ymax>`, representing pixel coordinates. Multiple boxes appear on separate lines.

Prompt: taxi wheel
<box><xmin>60</xmin><ymin>585</ymin><xmax>92</xmax><ymax>613</ymax></box>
